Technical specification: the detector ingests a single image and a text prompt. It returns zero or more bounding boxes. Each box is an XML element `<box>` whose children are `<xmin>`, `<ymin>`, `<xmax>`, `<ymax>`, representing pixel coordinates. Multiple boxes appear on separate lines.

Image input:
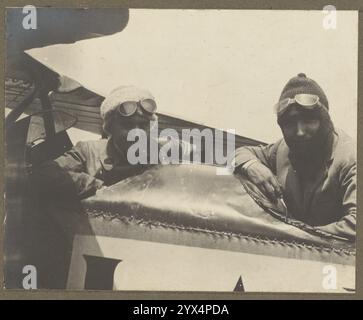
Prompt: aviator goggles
<box><xmin>274</xmin><ymin>94</ymin><xmax>326</xmax><ymax>117</ymax></box>
<box><xmin>117</xmin><ymin>99</ymin><xmax>157</xmax><ymax>117</ymax></box>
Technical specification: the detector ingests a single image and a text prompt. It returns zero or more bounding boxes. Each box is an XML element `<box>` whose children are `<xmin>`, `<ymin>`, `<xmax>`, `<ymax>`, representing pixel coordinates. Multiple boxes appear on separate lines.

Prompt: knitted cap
<box><xmin>279</xmin><ymin>73</ymin><xmax>329</xmax><ymax>111</ymax></box>
<box><xmin>100</xmin><ymin>85</ymin><xmax>156</xmax><ymax>135</ymax></box>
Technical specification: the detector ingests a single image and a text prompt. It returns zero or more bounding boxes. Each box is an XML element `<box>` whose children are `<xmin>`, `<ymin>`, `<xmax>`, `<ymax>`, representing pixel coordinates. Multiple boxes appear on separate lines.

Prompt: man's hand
<box><xmin>243</xmin><ymin>161</ymin><xmax>282</xmax><ymax>203</ymax></box>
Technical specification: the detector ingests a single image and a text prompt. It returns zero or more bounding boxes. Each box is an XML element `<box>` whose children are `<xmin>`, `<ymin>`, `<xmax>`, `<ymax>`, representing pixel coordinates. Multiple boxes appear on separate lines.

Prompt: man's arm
<box><xmin>233</xmin><ymin>141</ymin><xmax>282</xmax><ymax>202</ymax></box>
<box><xmin>33</xmin><ymin>142</ymin><xmax>104</xmax><ymax>199</ymax></box>
<box><xmin>233</xmin><ymin>141</ymin><xmax>281</xmax><ymax>173</ymax></box>
<box><xmin>316</xmin><ymin>163</ymin><xmax>356</xmax><ymax>241</ymax></box>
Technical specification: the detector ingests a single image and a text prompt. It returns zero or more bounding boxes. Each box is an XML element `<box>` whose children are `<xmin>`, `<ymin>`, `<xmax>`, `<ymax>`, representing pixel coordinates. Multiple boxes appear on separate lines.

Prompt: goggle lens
<box><xmin>140</xmin><ymin>99</ymin><xmax>157</xmax><ymax>114</ymax></box>
<box><xmin>118</xmin><ymin>101</ymin><xmax>138</xmax><ymax>116</ymax></box>
<box><xmin>295</xmin><ymin>94</ymin><xmax>319</xmax><ymax>107</ymax></box>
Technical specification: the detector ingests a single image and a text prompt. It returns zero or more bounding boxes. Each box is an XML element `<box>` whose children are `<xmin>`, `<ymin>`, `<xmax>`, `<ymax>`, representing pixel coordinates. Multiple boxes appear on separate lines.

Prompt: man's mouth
<box><xmin>121</xmin><ymin>120</ymin><xmax>150</xmax><ymax>130</ymax></box>
<box><xmin>289</xmin><ymin>138</ymin><xmax>313</xmax><ymax>151</ymax></box>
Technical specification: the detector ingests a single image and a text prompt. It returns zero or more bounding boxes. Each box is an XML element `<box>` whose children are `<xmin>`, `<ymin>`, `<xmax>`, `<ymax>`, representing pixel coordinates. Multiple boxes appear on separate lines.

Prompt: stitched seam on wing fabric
<box><xmin>83</xmin><ymin>208</ymin><xmax>356</xmax><ymax>256</ymax></box>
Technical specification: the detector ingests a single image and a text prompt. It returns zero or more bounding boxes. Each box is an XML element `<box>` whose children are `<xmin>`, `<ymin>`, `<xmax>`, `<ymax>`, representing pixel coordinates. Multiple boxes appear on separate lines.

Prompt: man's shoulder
<box><xmin>74</xmin><ymin>139</ymin><xmax>108</xmax><ymax>148</ymax></box>
<box><xmin>270</xmin><ymin>138</ymin><xmax>287</xmax><ymax>153</ymax></box>
<box><xmin>73</xmin><ymin>139</ymin><xmax>108</xmax><ymax>155</ymax></box>
<box><xmin>333</xmin><ymin>128</ymin><xmax>356</xmax><ymax>166</ymax></box>
<box><xmin>336</xmin><ymin>128</ymin><xmax>355</xmax><ymax>143</ymax></box>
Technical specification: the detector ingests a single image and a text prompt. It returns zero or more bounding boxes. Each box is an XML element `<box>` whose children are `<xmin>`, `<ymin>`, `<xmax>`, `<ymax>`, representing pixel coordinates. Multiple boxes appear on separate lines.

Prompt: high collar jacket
<box><xmin>233</xmin><ymin>129</ymin><xmax>356</xmax><ymax>240</ymax></box>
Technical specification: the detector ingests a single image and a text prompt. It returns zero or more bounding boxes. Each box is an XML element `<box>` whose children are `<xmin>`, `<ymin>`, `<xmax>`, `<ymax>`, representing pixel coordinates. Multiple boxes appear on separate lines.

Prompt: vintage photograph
<box><xmin>4</xmin><ymin>8</ymin><xmax>357</xmax><ymax>292</ymax></box>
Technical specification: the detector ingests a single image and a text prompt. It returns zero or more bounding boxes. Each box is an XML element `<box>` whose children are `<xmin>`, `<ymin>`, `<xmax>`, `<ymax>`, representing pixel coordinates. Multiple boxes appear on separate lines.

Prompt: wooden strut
<box><xmin>5</xmin><ymin>86</ymin><xmax>37</xmax><ymax>129</ymax></box>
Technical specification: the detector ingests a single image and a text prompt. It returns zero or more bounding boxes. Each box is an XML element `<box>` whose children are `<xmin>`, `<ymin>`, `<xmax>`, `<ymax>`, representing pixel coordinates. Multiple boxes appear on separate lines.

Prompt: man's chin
<box><xmin>287</xmin><ymin>141</ymin><xmax>312</xmax><ymax>154</ymax></box>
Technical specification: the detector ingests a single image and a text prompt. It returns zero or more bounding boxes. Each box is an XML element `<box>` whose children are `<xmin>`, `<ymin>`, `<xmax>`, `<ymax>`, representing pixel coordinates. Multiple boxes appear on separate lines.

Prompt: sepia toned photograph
<box><xmin>4</xmin><ymin>7</ymin><xmax>357</xmax><ymax>292</ymax></box>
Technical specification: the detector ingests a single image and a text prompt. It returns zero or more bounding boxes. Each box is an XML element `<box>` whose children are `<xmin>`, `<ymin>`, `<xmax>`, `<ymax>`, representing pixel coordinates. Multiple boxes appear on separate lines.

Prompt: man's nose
<box><xmin>129</xmin><ymin>106</ymin><xmax>147</xmax><ymax>122</ymax></box>
<box><xmin>135</xmin><ymin>105</ymin><xmax>157</xmax><ymax>121</ymax></box>
<box><xmin>296</xmin><ymin>121</ymin><xmax>306</xmax><ymax>137</ymax></box>
<box><xmin>135</xmin><ymin>105</ymin><xmax>144</xmax><ymax>116</ymax></box>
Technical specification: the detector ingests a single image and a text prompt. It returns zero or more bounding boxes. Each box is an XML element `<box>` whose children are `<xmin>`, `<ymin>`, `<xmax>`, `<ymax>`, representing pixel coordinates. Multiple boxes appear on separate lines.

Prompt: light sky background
<box><xmin>26</xmin><ymin>9</ymin><xmax>358</xmax><ymax>143</ymax></box>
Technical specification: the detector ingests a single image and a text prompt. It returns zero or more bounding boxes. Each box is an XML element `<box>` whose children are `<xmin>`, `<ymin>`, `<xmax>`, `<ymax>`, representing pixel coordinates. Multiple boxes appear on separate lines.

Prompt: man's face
<box><xmin>279</xmin><ymin>105</ymin><xmax>321</xmax><ymax>153</ymax></box>
<box><xmin>110</xmin><ymin>104</ymin><xmax>157</xmax><ymax>150</ymax></box>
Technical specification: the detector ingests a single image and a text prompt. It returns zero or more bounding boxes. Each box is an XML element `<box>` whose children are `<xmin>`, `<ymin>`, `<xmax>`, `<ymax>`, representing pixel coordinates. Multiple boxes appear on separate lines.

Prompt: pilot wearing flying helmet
<box><xmin>233</xmin><ymin>73</ymin><xmax>356</xmax><ymax>241</ymax></box>
<box><xmin>36</xmin><ymin>85</ymin><xmax>192</xmax><ymax>199</ymax></box>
